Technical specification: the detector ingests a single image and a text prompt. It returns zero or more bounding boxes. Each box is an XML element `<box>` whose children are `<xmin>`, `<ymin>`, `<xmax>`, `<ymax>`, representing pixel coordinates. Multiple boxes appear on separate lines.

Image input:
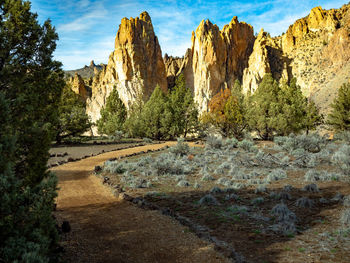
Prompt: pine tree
<box><xmin>274</xmin><ymin>78</ymin><xmax>309</xmax><ymax>135</ymax></box>
<box><xmin>0</xmin><ymin>1</ymin><xmax>64</xmax><ymax>260</ymax></box>
<box><xmin>162</xmin><ymin>74</ymin><xmax>198</xmax><ymax>138</ymax></box>
<box><xmin>97</xmin><ymin>87</ymin><xmax>127</xmax><ymax>136</ymax></box>
<box><xmin>141</xmin><ymin>85</ymin><xmax>168</xmax><ymax>139</ymax></box>
<box><xmin>123</xmin><ymin>91</ymin><xmax>145</xmax><ymax>138</ymax></box>
<box><xmin>56</xmin><ymin>84</ymin><xmax>91</xmax><ymax>142</ymax></box>
<box><xmin>327</xmin><ymin>83</ymin><xmax>350</xmax><ymax>131</ymax></box>
<box><xmin>246</xmin><ymin>74</ymin><xmax>281</xmax><ymax>140</ymax></box>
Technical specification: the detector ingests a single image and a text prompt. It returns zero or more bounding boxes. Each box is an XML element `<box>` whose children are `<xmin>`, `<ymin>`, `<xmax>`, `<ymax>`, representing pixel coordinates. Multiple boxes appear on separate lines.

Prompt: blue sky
<box><xmin>30</xmin><ymin>0</ymin><xmax>346</xmax><ymax>70</ymax></box>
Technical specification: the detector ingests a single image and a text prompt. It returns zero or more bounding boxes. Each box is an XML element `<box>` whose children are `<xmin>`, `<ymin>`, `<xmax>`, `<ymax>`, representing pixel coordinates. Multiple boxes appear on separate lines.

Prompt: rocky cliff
<box><xmin>86</xmin><ymin>11</ymin><xmax>167</xmax><ymax>124</ymax></box>
<box><xmin>69</xmin><ymin>3</ymin><xmax>350</xmax><ymax>124</ymax></box>
<box><xmin>176</xmin><ymin>16</ymin><xmax>255</xmax><ymax>112</ymax></box>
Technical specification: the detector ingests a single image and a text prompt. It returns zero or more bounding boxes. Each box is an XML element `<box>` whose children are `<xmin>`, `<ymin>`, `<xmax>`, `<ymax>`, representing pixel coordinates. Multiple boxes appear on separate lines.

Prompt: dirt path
<box><xmin>51</xmin><ymin>142</ymin><xmax>230</xmax><ymax>263</ymax></box>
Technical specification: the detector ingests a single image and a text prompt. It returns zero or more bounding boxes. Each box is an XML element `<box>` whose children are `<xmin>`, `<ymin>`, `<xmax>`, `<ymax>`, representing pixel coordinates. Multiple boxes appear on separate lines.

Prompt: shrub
<box><xmin>225</xmin><ymin>193</ymin><xmax>240</xmax><ymax>201</ymax></box>
<box><xmin>217</xmin><ymin>177</ymin><xmax>232</xmax><ymax>187</ymax></box>
<box><xmin>296</xmin><ymin>197</ymin><xmax>314</xmax><ymax>208</ymax></box>
<box><xmin>199</xmin><ymin>194</ymin><xmax>220</xmax><ymax>206</ymax></box>
<box><xmin>255</xmin><ymin>185</ymin><xmax>268</xmax><ymax>194</ymax></box>
<box><xmin>251</xmin><ymin>197</ymin><xmax>264</xmax><ymax>205</ymax></box>
<box><xmin>331</xmin><ymin>145</ymin><xmax>350</xmax><ymax>174</ymax></box>
<box><xmin>340</xmin><ymin>209</ymin><xmax>350</xmax><ymax>226</ymax></box>
<box><xmin>344</xmin><ymin>196</ymin><xmax>350</xmax><ymax>207</ymax></box>
<box><xmin>266</xmin><ymin>169</ymin><xmax>287</xmax><ymax>182</ymax></box>
<box><xmin>143</xmin><ymin>137</ymin><xmax>153</xmax><ymax>143</ymax></box>
<box><xmin>278</xmin><ymin>192</ymin><xmax>292</xmax><ymax>201</ymax></box>
<box><xmin>210</xmin><ymin>186</ymin><xmax>224</xmax><ymax>194</ymax></box>
<box><xmin>238</xmin><ymin>139</ymin><xmax>256</xmax><ymax>152</ymax></box>
<box><xmin>303</xmin><ymin>183</ymin><xmax>319</xmax><ymax>192</ymax></box>
<box><xmin>193</xmin><ymin>182</ymin><xmax>201</xmax><ymax>189</ymax></box>
<box><xmin>271</xmin><ymin>203</ymin><xmax>297</xmax><ymax>222</ymax></box>
<box><xmin>104</xmin><ymin>160</ymin><xmax>128</xmax><ymax>174</ymax></box>
<box><xmin>201</xmin><ymin>173</ymin><xmax>215</xmax><ymax>181</ymax></box>
<box><xmin>304</xmin><ymin>170</ymin><xmax>321</xmax><ymax>182</ymax></box>
<box><xmin>223</xmin><ymin>137</ymin><xmax>239</xmax><ymax>149</ymax></box>
<box><xmin>205</xmin><ymin>136</ymin><xmax>223</xmax><ymax>149</ymax></box>
<box><xmin>169</xmin><ymin>138</ymin><xmax>190</xmax><ymax>156</ymax></box>
<box><xmin>177</xmin><ymin>180</ymin><xmax>190</xmax><ymax>187</ymax></box>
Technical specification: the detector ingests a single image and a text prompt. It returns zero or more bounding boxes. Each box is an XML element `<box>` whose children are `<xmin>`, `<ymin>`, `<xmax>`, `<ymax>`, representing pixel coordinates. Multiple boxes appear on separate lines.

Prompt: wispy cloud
<box><xmin>31</xmin><ymin>0</ymin><xmax>346</xmax><ymax>69</ymax></box>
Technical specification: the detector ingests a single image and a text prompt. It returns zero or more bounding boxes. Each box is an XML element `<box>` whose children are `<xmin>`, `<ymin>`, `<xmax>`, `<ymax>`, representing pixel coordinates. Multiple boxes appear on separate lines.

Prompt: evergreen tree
<box><xmin>162</xmin><ymin>74</ymin><xmax>198</xmax><ymax>138</ymax></box>
<box><xmin>0</xmin><ymin>1</ymin><xmax>64</xmax><ymax>261</ymax></box>
<box><xmin>327</xmin><ymin>83</ymin><xmax>350</xmax><ymax>131</ymax></box>
<box><xmin>124</xmin><ymin>91</ymin><xmax>145</xmax><ymax>138</ymax></box>
<box><xmin>274</xmin><ymin>78</ymin><xmax>309</xmax><ymax>135</ymax></box>
<box><xmin>141</xmin><ymin>85</ymin><xmax>168</xmax><ymax>139</ymax></box>
<box><xmin>56</xmin><ymin>84</ymin><xmax>91</xmax><ymax>142</ymax></box>
<box><xmin>97</xmin><ymin>87</ymin><xmax>127</xmax><ymax>135</ymax></box>
<box><xmin>304</xmin><ymin>100</ymin><xmax>323</xmax><ymax>134</ymax></box>
<box><xmin>246</xmin><ymin>74</ymin><xmax>281</xmax><ymax>140</ymax></box>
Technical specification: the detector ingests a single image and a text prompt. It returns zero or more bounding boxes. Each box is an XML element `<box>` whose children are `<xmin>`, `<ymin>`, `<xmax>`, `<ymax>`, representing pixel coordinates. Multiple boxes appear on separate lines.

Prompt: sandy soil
<box><xmin>51</xmin><ymin>142</ymin><xmax>230</xmax><ymax>263</ymax></box>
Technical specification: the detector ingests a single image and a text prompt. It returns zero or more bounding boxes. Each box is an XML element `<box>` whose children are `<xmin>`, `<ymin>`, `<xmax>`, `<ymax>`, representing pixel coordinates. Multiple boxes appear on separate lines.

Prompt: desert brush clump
<box><xmin>210</xmin><ymin>186</ymin><xmax>224</xmax><ymax>194</ymax></box>
<box><xmin>205</xmin><ymin>136</ymin><xmax>223</xmax><ymax>150</ymax></box>
<box><xmin>251</xmin><ymin>197</ymin><xmax>264</xmax><ymax>205</ymax></box>
<box><xmin>331</xmin><ymin>145</ymin><xmax>350</xmax><ymax>175</ymax></box>
<box><xmin>274</xmin><ymin>133</ymin><xmax>327</xmax><ymax>153</ymax></box>
<box><xmin>277</xmin><ymin>192</ymin><xmax>292</xmax><ymax>201</ymax></box>
<box><xmin>201</xmin><ymin>172</ymin><xmax>215</xmax><ymax>181</ymax></box>
<box><xmin>217</xmin><ymin>177</ymin><xmax>232</xmax><ymax>187</ymax></box>
<box><xmin>340</xmin><ymin>209</ymin><xmax>350</xmax><ymax>226</ymax></box>
<box><xmin>103</xmin><ymin>160</ymin><xmax>129</xmax><ymax>174</ymax></box>
<box><xmin>223</xmin><ymin>137</ymin><xmax>239</xmax><ymax>149</ymax></box>
<box><xmin>238</xmin><ymin>139</ymin><xmax>257</xmax><ymax>152</ymax></box>
<box><xmin>225</xmin><ymin>193</ymin><xmax>240</xmax><ymax>201</ymax></box>
<box><xmin>296</xmin><ymin>197</ymin><xmax>314</xmax><ymax>208</ymax></box>
<box><xmin>199</xmin><ymin>194</ymin><xmax>220</xmax><ymax>206</ymax></box>
<box><xmin>303</xmin><ymin>183</ymin><xmax>320</xmax><ymax>193</ymax></box>
<box><xmin>343</xmin><ymin>196</ymin><xmax>350</xmax><ymax>207</ymax></box>
<box><xmin>266</xmin><ymin>169</ymin><xmax>287</xmax><ymax>182</ymax></box>
<box><xmin>169</xmin><ymin>138</ymin><xmax>190</xmax><ymax>156</ymax></box>
<box><xmin>255</xmin><ymin>185</ymin><xmax>268</xmax><ymax>194</ymax></box>
<box><xmin>304</xmin><ymin>170</ymin><xmax>322</xmax><ymax>182</ymax></box>
<box><xmin>177</xmin><ymin>180</ymin><xmax>190</xmax><ymax>187</ymax></box>
<box><xmin>270</xmin><ymin>203</ymin><xmax>297</xmax><ymax>236</ymax></box>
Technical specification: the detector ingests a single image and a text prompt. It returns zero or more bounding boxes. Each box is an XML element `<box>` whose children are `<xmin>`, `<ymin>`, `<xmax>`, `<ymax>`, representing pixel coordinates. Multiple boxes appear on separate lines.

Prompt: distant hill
<box><xmin>65</xmin><ymin>60</ymin><xmax>104</xmax><ymax>80</ymax></box>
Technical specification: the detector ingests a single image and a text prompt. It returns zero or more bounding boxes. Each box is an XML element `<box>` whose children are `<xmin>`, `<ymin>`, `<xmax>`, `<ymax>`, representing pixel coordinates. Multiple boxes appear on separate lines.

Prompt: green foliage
<box><xmin>247</xmin><ymin>75</ymin><xmax>322</xmax><ymax>139</ymax></box>
<box><xmin>0</xmin><ymin>1</ymin><xmax>63</xmax><ymax>261</ymax></box>
<box><xmin>247</xmin><ymin>74</ymin><xmax>281</xmax><ymax>139</ymax></box>
<box><xmin>327</xmin><ymin>83</ymin><xmax>350</xmax><ymax>131</ymax></box>
<box><xmin>141</xmin><ymin>85</ymin><xmax>168</xmax><ymax>139</ymax></box>
<box><xmin>56</xmin><ymin>85</ymin><xmax>91</xmax><ymax>142</ymax></box>
<box><xmin>162</xmin><ymin>74</ymin><xmax>198</xmax><ymax>138</ymax></box>
<box><xmin>123</xmin><ymin>92</ymin><xmax>145</xmax><ymax>138</ymax></box>
<box><xmin>97</xmin><ymin>87</ymin><xmax>127</xmax><ymax>135</ymax></box>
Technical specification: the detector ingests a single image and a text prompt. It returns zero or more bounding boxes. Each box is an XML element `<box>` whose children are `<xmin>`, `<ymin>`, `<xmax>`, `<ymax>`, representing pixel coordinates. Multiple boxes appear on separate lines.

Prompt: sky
<box><xmin>30</xmin><ymin>0</ymin><xmax>347</xmax><ymax>70</ymax></box>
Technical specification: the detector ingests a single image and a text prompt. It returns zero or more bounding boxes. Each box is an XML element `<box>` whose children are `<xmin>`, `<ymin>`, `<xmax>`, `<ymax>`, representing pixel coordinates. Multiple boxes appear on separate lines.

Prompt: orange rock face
<box><xmin>71</xmin><ymin>73</ymin><xmax>88</xmax><ymax>100</ymax></box>
<box><xmin>86</xmin><ymin>11</ymin><xmax>167</xmax><ymax>124</ymax></box>
<box><xmin>179</xmin><ymin>17</ymin><xmax>254</xmax><ymax>113</ymax></box>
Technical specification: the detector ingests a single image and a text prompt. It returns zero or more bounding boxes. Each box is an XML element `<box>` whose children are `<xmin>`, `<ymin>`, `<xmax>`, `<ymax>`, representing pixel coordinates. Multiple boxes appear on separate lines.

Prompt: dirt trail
<box><xmin>51</xmin><ymin>142</ymin><xmax>230</xmax><ymax>263</ymax></box>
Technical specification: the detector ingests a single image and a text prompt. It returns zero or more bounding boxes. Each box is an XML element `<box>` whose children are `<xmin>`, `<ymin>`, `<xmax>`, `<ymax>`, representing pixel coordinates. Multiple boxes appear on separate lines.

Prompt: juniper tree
<box><xmin>0</xmin><ymin>0</ymin><xmax>64</xmax><ymax>260</ymax></box>
<box><xmin>247</xmin><ymin>74</ymin><xmax>281</xmax><ymax>140</ymax></box>
<box><xmin>141</xmin><ymin>85</ymin><xmax>168</xmax><ymax>139</ymax></box>
<box><xmin>162</xmin><ymin>74</ymin><xmax>198</xmax><ymax>138</ymax></box>
<box><xmin>56</xmin><ymin>84</ymin><xmax>91</xmax><ymax>142</ymax></box>
<box><xmin>327</xmin><ymin>83</ymin><xmax>350</xmax><ymax>131</ymax></box>
<box><xmin>97</xmin><ymin>87</ymin><xmax>127</xmax><ymax>135</ymax></box>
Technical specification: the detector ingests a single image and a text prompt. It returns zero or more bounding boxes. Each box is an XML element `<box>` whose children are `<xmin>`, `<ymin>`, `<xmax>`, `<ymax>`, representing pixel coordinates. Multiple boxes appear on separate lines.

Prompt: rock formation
<box><xmin>242</xmin><ymin>30</ymin><xmax>290</xmax><ymax>94</ymax></box>
<box><xmin>164</xmin><ymin>54</ymin><xmax>183</xmax><ymax>89</ymax></box>
<box><xmin>69</xmin><ymin>73</ymin><xmax>89</xmax><ymax>100</ymax></box>
<box><xmin>86</xmin><ymin>11</ymin><xmax>167</xmax><ymax>123</ymax></box>
<box><xmin>66</xmin><ymin>3</ymin><xmax>350</xmax><ymax>124</ymax></box>
<box><xmin>177</xmin><ymin>16</ymin><xmax>255</xmax><ymax>112</ymax></box>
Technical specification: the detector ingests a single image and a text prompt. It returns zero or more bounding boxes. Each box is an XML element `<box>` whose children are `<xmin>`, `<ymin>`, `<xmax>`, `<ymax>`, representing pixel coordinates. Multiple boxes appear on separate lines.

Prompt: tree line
<box><xmin>95</xmin><ymin>73</ymin><xmax>350</xmax><ymax>140</ymax></box>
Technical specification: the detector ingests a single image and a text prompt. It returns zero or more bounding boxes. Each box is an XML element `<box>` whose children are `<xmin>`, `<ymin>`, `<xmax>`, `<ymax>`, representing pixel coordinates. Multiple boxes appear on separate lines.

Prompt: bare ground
<box><xmin>51</xmin><ymin>142</ymin><xmax>230</xmax><ymax>263</ymax></box>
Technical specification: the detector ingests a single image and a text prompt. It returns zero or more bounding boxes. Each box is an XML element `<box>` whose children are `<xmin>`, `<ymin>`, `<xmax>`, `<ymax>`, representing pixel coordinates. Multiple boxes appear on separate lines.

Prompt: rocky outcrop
<box><xmin>242</xmin><ymin>30</ymin><xmax>290</xmax><ymax>94</ymax></box>
<box><xmin>179</xmin><ymin>16</ymin><xmax>255</xmax><ymax>112</ymax></box>
<box><xmin>164</xmin><ymin>54</ymin><xmax>183</xmax><ymax>89</ymax></box>
<box><xmin>86</xmin><ymin>11</ymin><xmax>167</xmax><ymax>123</ymax></box>
<box><xmin>282</xmin><ymin>6</ymin><xmax>339</xmax><ymax>53</ymax></box>
<box><xmin>69</xmin><ymin>73</ymin><xmax>89</xmax><ymax>100</ymax></box>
